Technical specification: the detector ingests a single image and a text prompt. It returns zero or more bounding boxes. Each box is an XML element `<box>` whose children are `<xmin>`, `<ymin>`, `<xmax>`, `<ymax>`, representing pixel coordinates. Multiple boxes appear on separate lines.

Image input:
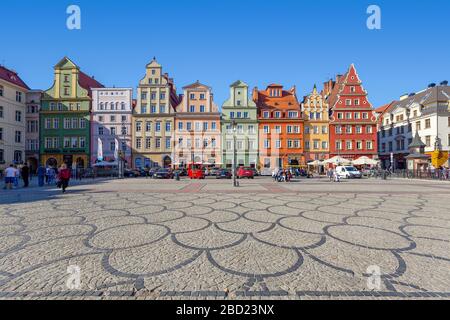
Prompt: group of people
<box><xmin>2</xmin><ymin>164</ymin><xmax>30</xmax><ymax>189</ymax></box>
<box><xmin>2</xmin><ymin>163</ymin><xmax>72</xmax><ymax>193</ymax></box>
<box><xmin>272</xmin><ymin>169</ymin><xmax>294</xmax><ymax>182</ymax></box>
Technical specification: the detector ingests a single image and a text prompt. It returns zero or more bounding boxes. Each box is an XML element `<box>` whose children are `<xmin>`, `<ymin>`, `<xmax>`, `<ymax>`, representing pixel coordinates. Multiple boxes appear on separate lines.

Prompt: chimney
<box><xmin>440</xmin><ymin>80</ymin><xmax>448</xmax><ymax>86</ymax></box>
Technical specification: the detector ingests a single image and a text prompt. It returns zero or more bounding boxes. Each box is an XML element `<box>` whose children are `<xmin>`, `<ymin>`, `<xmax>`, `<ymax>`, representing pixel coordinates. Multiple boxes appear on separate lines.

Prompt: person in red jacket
<box><xmin>57</xmin><ymin>164</ymin><xmax>72</xmax><ymax>193</ymax></box>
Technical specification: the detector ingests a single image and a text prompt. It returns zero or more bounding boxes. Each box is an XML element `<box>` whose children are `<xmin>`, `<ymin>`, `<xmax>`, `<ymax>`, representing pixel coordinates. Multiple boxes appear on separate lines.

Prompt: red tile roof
<box><xmin>375</xmin><ymin>102</ymin><xmax>395</xmax><ymax>114</ymax></box>
<box><xmin>0</xmin><ymin>66</ymin><xmax>30</xmax><ymax>90</ymax></box>
<box><xmin>78</xmin><ymin>71</ymin><xmax>104</xmax><ymax>91</ymax></box>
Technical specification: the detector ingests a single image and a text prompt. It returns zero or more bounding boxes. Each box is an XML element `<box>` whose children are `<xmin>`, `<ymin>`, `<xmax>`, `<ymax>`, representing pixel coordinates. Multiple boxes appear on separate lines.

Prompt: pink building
<box><xmin>174</xmin><ymin>81</ymin><xmax>222</xmax><ymax>167</ymax></box>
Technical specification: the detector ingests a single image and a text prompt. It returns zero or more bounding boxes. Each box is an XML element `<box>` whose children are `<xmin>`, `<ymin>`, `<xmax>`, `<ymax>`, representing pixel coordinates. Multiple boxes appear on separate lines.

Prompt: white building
<box><xmin>91</xmin><ymin>88</ymin><xmax>133</xmax><ymax>167</ymax></box>
<box><xmin>0</xmin><ymin>66</ymin><xmax>29</xmax><ymax>171</ymax></box>
<box><xmin>377</xmin><ymin>82</ymin><xmax>450</xmax><ymax>169</ymax></box>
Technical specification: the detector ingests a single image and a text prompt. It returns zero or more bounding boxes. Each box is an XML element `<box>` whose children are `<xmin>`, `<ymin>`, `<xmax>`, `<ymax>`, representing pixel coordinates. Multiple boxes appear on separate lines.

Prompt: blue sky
<box><xmin>1</xmin><ymin>0</ymin><xmax>448</xmax><ymax>107</ymax></box>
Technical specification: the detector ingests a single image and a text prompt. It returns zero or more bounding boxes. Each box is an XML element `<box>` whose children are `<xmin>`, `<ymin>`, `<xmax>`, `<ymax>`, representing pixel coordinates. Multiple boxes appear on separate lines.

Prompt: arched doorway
<box><xmin>46</xmin><ymin>158</ymin><xmax>57</xmax><ymax>168</ymax></box>
<box><xmin>163</xmin><ymin>156</ymin><xmax>172</xmax><ymax>168</ymax></box>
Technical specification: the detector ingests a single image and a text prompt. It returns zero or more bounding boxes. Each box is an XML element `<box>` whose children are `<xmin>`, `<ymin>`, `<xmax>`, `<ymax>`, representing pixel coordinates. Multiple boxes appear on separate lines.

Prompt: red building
<box><xmin>323</xmin><ymin>64</ymin><xmax>378</xmax><ymax>161</ymax></box>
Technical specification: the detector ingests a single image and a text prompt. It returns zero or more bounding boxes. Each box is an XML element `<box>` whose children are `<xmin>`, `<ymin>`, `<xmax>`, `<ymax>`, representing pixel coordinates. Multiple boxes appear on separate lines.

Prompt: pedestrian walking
<box><xmin>21</xmin><ymin>163</ymin><xmax>30</xmax><ymax>188</ymax></box>
<box><xmin>3</xmin><ymin>164</ymin><xmax>16</xmax><ymax>190</ymax></box>
<box><xmin>57</xmin><ymin>164</ymin><xmax>71</xmax><ymax>193</ymax></box>
<box><xmin>37</xmin><ymin>165</ymin><xmax>46</xmax><ymax>187</ymax></box>
<box><xmin>13</xmin><ymin>165</ymin><xmax>19</xmax><ymax>188</ymax></box>
<box><xmin>47</xmin><ymin>167</ymin><xmax>56</xmax><ymax>185</ymax></box>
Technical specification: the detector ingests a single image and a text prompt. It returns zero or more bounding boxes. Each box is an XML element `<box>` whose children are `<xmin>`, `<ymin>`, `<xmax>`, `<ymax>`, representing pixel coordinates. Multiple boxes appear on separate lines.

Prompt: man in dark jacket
<box><xmin>21</xmin><ymin>164</ymin><xmax>30</xmax><ymax>188</ymax></box>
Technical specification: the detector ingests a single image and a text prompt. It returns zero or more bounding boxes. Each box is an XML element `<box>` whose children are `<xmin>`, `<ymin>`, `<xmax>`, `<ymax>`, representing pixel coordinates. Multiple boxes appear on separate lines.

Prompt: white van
<box><xmin>336</xmin><ymin>166</ymin><xmax>362</xmax><ymax>179</ymax></box>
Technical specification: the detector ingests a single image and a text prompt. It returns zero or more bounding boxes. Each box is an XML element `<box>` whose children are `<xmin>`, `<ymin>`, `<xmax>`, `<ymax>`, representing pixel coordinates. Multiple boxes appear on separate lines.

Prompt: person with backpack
<box><xmin>57</xmin><ymin>164</ymin><xmax>71</xmax><ymax>193</ymax></box>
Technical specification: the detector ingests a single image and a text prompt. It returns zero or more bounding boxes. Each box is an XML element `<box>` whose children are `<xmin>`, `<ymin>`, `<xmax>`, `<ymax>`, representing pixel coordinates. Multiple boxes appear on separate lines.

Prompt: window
<box><xmin>206</xmin><ymin>139</ymin><xmax>211</xmax><ymax>148</ymax></box>
<box><xmin>356</xmin><ymin>141</ymin><xmax>363</xmax><ymax>150</ymax></box>
<box><xmin>141</xmin><ymin>105</ymin><xmax>147</xmax><ymax>114</ymax></box>
<box><xmin>313</xmin><ymin>140</ymin><xmax>320</xmax><ymax>150</ymax></box>
<box><xmin>346</xmin><ymin>125</ymin><xmax>352</xmax><ymax>134</ymax></box>
<box><xmin>237</xmin><ymin>100</ymin><xmax>241</xmax><ymax>106</ymax></box>
<box><xmin>288</xmin><ymin>111</ymin><xmax>298</xmax><ymax>118</ymax></box>
<box><xmin>367</xmin><ymin>141</ymin><xmax>373</xmax><ymax>150</ymax></box>
<box><xmin>425</xmin><ymin>119</ymin><xmax>431</xmax><ymax>129</ymax></box>
<box><xmin>416</xmin><ymin>121</ymin><xmax>421</xmax><ymax>131</ymax></box>
<box><xmin>237</xmin><ymin>112</ymin><xmax>242</xmax><ymax>118</ymax></box>
<box><xmin>155</xmin><ymin>122</ymin><xmax>161</xmax><ymax>132</ymax></box>
<box><xmin>186</xmin><ymin>122</ymin><xmax>192</xmax><ymax>131</ymax></box>
<box><xmin>121</xmin><ymin>126</ymin><xmax>127</xmax><ymax>135</ymax></box>
<box><xmin>203</xmin><ymin>122</ymin><xmax>208</xmax><ymax>131</ymax></box>
<box><xmin>336</xmin><ymin>141</ymin><xmax>342</xmax><ymax>150</ymax></box>
<box><xmin>110</xmin><ymin>127</ymin><xmax>116</xmax><ymax>135</ymax></box>
<box><xmin>151</xmin><ymin>105</ymin><xmax>157</xmax><ymax>113</ymax></box>
<box><xmin>345</xmin><ymin>99</ymin><xmax>352</xmax><ymax>106</ymax></box>
<box><xmin>366</xmin><ymin>126</ymin><xmax>373</xmax><ymax>134</ymax></box>
<box><xmin>145</xmin><ymin>138</ymin><xmax>151</xmax><ymax>149</ymax></box>
<box><xmin>362</xmin><ymin>113</ymin><xmax>369</xmax><ymax>119</ymax></box>
<box><xmin>200</xmin><ymin>105</ymin><xmax>205</xmax><ymax>113</ymax></box>
<box><xmin>264</xmin><ymin>139</ymin><xmax>270</xmax><ymax>149</ymax></box>
<box><xmin>346</xmin><ymin>141</ymin><xmax>353</xmax><ymax>150</ymax></box>
<box><xmin>110</xmin><ymin>141</ymin><xmax>116</xmax><ymax>152</ymax></box>
<box><xmin>355</xmin><ymin>113</ymin><xmax>360</xmax><ymax>120</ymax></box>
<box><xmin>14</xmin><ymin>151</ymin><xmax>22</xmax><ymax>163</ymax></box>
<box><xmin>160</xmin><ymin>105</ymin><xmax>166</xmax><ymax>113</ymax></box>
<box><xmin>98</xmin><ymin>127</ymin><xmax>104</xmax><ymax>135</ymax></box>
<box><xmin>178</xmin><ymin>122</ymin><xmax>183</xmax><ymax>131</ymax></box>
<box><xmin>275</xmin><ymin>140</ymin><xmax>281</xmax><ymax>149</ymax></box>
<box><xmin>356</xmin><ymin>126</ymin><xmax>362</xmax><ymax>134</ymax></box>
<box><xmin>322</xmin><ymin>126</ymin><xmax>328</xmax><ymax>134</ymax></box>
<box><xmin>53</xmin><ymin>118</ymin><xmax>59</xmax><ymax>129</ymax></box>
<box><xmin>337</xmin><ymin>113</ymin><xmax>343</xmax><ymax>120</ymax></box>
<box><xmin>230</xmin><ymin>112</ymin><xmax>235</xmax><ymax>119</ymax></box>
<box><xmin>0</xmin><ymin>85</ymin><xmax>3</xmax><ymax>96</ymax></box>
<box><xmin>64</xmin><ymin>137</ymin><xmax>70</xmax><ymax>148</ymax></box>
<box><xmin>136</xmin><ymin>122</ymin><xmax>142</xmax><ymax>132</ymax></box>
<box><xmin>354</xmin><ymin>99</ymin><xmax>360</xmax><ymax>106</ymax></box>
<box><xmin>305</xmin><ymin>141</ymin><xmax>311</xmax><ymax>149</ymax></box>
<box><xmin>110</xmin><ymin>116</ymin><xmax>116</xmax><ymax>123</ymax></box>
<box><xmin>80</xmin><ymin>119</ymin><xmax>86</xmax><ymax>129</ymax></box>
<box><xmin>264</xmin><ymin>158</ymin><xmax>271</xmax><ymax>169</ymax></box>
<box><xmin>0</xmin><ymin>149</ymin><xmax>4</xmax><ymax>163</ymax></box>
<box><xmin>211</xmin><ymin>138</ymin><xmax>217</xmax><ymax>148</ymax></box>
<box><xmin>313</xmin><ymin>126</ymin><xmax>319</xmax><ymax>134</ymax></box>
<box><xmin>248</xmin><ymin>140</ymin><xmax>255</xmax><ymax>150</ymax></box>
<box><xmin>275</xmin><ymin>126</ymin><xmax>281</xmax><ymax>134</ymax></box>
<box><xmin>211</xmin><ymin>122</ymin><xmax>217</xmax><ymax>130</ymax></box>
<box><xmin>275</xmin><ymin>111</ymin><xmax>281</xmax><ymax>118</ymax></box>
<box><xmin>141</xmin><ymin>92</ymin><xmax>147</xmax><ymax>100</ymax></box>
<box><xmin>243</xmin><ymin>112</ymin><xmax>248</xmax><ymax>119</ymax></box>
<box><xmin>16</xmin><ymin>91</ymin><xmax>22</xmax><ymax>102</ymax></box>
<box><xmin>190</xmin><ymin>94</ymin><xmax>195</xmax><ymax>100</ymax></box>
<box><xmin>287</xmin><ymin>126</ymin><xmax>293</xmax><ymax>134</ymax></box>
<box><xmin>146</xmin><ymin>122</ymin><xmax>152</xmax><ymax>132</ymax></box>
<box><xmin>425</xmin><ymin>136</ymin><xmax>431</xmax><ymax>147</ymax></box>
<box><xmin>322</xmin><ymin>141</ymin><xmax>328</xmax><ymax>149</ymax></box>
<box><xmin>136</xmin><ymin>138</ymin><xmax>142</xmax><ymax>149</ymax></box>
<box><xmin>160</xmin><ymin>93</ymin><xmax>166</xmax><ymax>100</ymax></box>
<box><xmin>350</xmin><ymin>86</ymin><xmax>356</xmax><ymax>93</ymax></box>
<box><xmin>166</xmin><ymin>122</ymin><xmax>171</xmax><ymax>132</ymax></box>
<box><xmin>200</xmin><ymin>94</ymin><xmax>205</xmax><ymax>100</ymax></box>
<box><xmin>0</xmin><ymin>106</ymin><xmax>3</xmax><ymax>118</ymax></box>
<box><xmin>71</xmin><ymin>137</ymin><xmax>78</xmax><ymax>148</ymax></box>
<box><xmin>0</xmin><ymin>128</ymin><xmax>2</xmax><ymax>140</ymax></box>
<box><xmin>305</xmin><ymin>126</ymin><xmax>310</xmax><ymax>134</ymax></box>
<box><xmin>190</xmin><ymin>105</ymin><xmax>195</xmax><ymax>112</ymax></box>
<box><xmin>263</xmin><ymin>126</ymin><xmax>270</xmax><ymax>134</ymax></box>
<box><xmin>248</xmin><ymin>125</ymin><xmax>255</xmax><ymax>134</ymax></box>
<box><xmin>15</xmin><ymin>111</ymin><xmax>22</xmax><ymax>122</ymax></box>
<box><xmin>346</xmin><ymin>112</ymin><xmax>352</xmax><ymax>120</ymax></box>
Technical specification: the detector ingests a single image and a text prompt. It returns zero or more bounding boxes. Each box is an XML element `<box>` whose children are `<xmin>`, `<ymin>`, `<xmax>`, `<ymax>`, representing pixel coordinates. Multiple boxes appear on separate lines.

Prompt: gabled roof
<box><xmin>182</xmin><ymin>80</ymin><xmax>211</xmax><ymax>90</ymax></box>
<box><xmin>230</xmin><ymin>80</ymin><xmax>248</xmax><ymax>88</ymax></box>
<box><xmin>146</xmin><ymin>57</ymin><xmax>162</xmax><ymax>68</ymax></box>
<box><xmin>375</xmin><ymin>101</ymin><xmax>395</xmax><ymax>114</ymax></box>
<box><xmin>79</xmin><ymin>71</ymin><xmax>104</xmax><ymax>90</ymax></box>
<box><xmin>0</xmin><ymin>66</ymin><xmax>30</xmax><ymax>90</ymax></box>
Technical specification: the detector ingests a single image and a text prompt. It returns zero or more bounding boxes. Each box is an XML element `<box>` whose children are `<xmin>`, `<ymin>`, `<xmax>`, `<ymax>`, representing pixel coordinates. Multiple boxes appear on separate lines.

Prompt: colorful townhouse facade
<box><xmin>377</xmin><ymin>81</ymin><xmax>450</xmax><ymax>169</ymax></box>
<box><xmin>25</xmin><ymin>90</ymin><xmax>42</xmax><ymax>173</ymax></box>
<box><xmin>253</xmin><ymin>84</ymin><xmax>304</xmax><ymax>174</ymax></box>
<box><xmin>301</xmin><ymin>85</ymin><xmax>330</xmax><ymax>162</ymax></box>
<box><xmin>133</xmin><ymin>58</ymin><xmax>180</xmax><ymax>169</ymax></box>
<box><xmin>174</xmin><ymin>81</ymin><xmax>221</xmax><ymax>167</ymax></box>
<box><xmin>323</xmin><ymin>64</ymin><xmax>378</xmax><ymax>161</ymax></box>
<box><xmin>40</xmin><ymin>57</ymin><xmax>104</xmax><ymax>169</ymax></box>
<box><xmin>91</xmin><ymin>88</ymin><xmax>133</xmax><ymax>167</ymax></box>
<box><xmin>221</xmin><ymin>80</ymin><xmax>259</xmax><ymax>168</ymax></box>
<box><xmin>0</xmin><ymin>66</ymin><xmax>29</xmax><ymax>171</ymax></box>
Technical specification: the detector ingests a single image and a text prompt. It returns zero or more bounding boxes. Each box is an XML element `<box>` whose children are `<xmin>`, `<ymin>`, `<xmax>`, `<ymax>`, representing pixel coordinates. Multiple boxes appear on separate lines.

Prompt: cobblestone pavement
<box><xmin>1</xmin><ymin>178</ymin><xmax>450</xmax><ymax>300</ymax></box>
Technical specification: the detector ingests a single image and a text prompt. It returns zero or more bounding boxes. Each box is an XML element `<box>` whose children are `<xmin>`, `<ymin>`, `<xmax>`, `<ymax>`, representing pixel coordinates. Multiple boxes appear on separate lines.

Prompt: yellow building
<box><xmin>301</xmin><ymin>85</ymin><xmax>330</xmax><ymax>162</ymax></box>
<box><xmin>132</xmin><ymin>58</ymin><xmax>180</xmax><ymax>168</ymax></box>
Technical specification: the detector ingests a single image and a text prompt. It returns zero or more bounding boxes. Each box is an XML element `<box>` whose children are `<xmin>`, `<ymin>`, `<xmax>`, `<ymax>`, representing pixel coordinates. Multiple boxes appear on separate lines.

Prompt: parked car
<box><xmin>148</xmin><ymin>167</ymin><xmax>161</xmax><ymax>177</ymax></box>
<box><xmin>173</xmin><ymin>169</ymin><xmax>188</xmax><ymax>177</ymax></box>
<box><xmin>124</xmin><ymin>169</ymin><xmax>140</xmax><ymax>178</ymax></box>
<box><xmin>336</xmin><ymin>166</ymin><xmax>362</xmax><ymax>179</ymax></box>
<box><xmin>236</xmin><ymin>167</ymin><xmax>255</xmax><ymax>179</ymax></box>
<box><xmin>216</xmin><ymin>169</ymin><xmax>232</xmax><ymax>179</ymax></box>
<box><xmin>250</xmin><ymin>168</ymin><xmax>260</xmax><ymax>177</ymax></box>
<box><xmin>209</xmin><ymin>167</ymin><xmax>221</xmax><ymax>176</ymax></box>
<box><xmin>153</xmin><ymin>168</ymin><xmax>173</xmax><ymax>179</ymax></box>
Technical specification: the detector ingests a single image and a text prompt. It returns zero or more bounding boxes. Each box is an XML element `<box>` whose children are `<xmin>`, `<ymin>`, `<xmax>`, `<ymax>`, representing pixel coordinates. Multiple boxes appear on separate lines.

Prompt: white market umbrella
<box><xmin>352</xmin><ymin>156</ymin><xmax>379</xmax><ymax>166</ymax></box>
<box><xmin>323</xmin><ymin>156</ymin><xmax>352</xmax><ymax>165</ymax></box>
<box><xmin>308</xmin><ymin>160</ymin><xmax>324</xmax><ymax>166</ymax></box>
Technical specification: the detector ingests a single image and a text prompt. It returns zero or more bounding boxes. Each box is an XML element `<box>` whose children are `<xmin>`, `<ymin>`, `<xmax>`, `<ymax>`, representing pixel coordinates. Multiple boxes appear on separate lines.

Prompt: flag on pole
<box><xmin>97</xmin><ymin>138</ymin><xmax>103</xmax><ymax>162</ymax></box>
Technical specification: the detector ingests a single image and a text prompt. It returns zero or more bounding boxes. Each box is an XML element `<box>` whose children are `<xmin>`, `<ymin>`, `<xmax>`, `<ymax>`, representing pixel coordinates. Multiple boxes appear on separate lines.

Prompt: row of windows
<box><xmin>26</xmin><ymin>139</ymin><xmax>39</xmax><ymax>151</ymax></box>
<box><xmin>98</xmin><ymin>102</ymin><xmax>128</xmax><ymax>111</ymax></box>
<box><xmin>305</xmin><ymin>126</ymin><xmax>328</xmax><ymax>135</ymax></box>
<box><xmin>261</xmin><ymin>139</ymin><xmax>303</xmax><ymax>149</ymax></box>
<box><xmin>49</xmin><ymin>102</ymin><xmax>81</xmax><ymax>111</ymax></box>
<box><xmin>97</xmin><ymin>115</ymin><xmax>128</xmax><ymax>123</ymax></box>
<box><xmin>135</xmin><ymin>137</ymin><xmax>171</xmax><ymax>150</ymax></box>
<box><xmin>136</xmin><ymin>121</ymin><xmax>172</xmax><ymax>133</ymax></box>
<box><xmin>261</xmin><ymin>125</ymin><xmax>302</xmax><ymax>135</ymax></box>
<box><xmin>335</xmin><ymin>125</ymin><xmax>374</xmax><ymax>134</ymax></box>
<box><xmin>177</xmin><ymin>138</ymin><xmax>218</xmax><ymax>149</ymax></box>
<box><xmin>0</xmin><ymin>86</ymin><xmax>22</xmax><ymax>103</ymax></box>
<box><xmin>229</xmin><ymin>111</ymin><xmax>249</xmax><ymax>119</ymax></box>
<box><xmin>335</xmin><ymin>141</ymin><xmax>374</xmax><ymax>150</ymax></box>
<box><xmin>44</xmin><ymin>118</ymin><xmax>87</xmax><ymax>130</ymax></box>
<box><xmin>98</xmin><ymin>126</ymin><xmax>128</xmax><ymax>136</ymax></box>
<box><xmin>225</xmin><ymin>140</ymin><xmax>257</xmax><ymax>151</ymax></box>
<box><xmin>178</xmin><ymin>121</ymin><xmax>218</xmax><ymax>132</ymax></box>
<box><xmin>44</xmin><ymin>137</ymin><xmax>86</xmax><ymax>149</ymax></box>
<box><xmin>261</xmin><ymin>111</ymin><xmax>299</xmax><ymax>119</ymax></box>
<box><xmin>335</xmin><ymin>112</ymin><xmax>370</xmax><ymax>120</ymax></box>
<box><xmin>141</xmin><ymin>92</ymin><xmax>166</xmax><ymax>100</ymax></box>
<box><xmin>305</xmin><ymin>141</ymin><xmax>329</xmax><ymax>150</ymax></box>
<box><xmin>140</xmin><ymin>104</ymin><xmax>167</xmax><ymax>114</ymax></box>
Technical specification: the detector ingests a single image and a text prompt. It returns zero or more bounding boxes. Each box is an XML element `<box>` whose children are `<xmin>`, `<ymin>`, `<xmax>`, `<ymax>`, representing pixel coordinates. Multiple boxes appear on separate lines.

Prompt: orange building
<box><xmin>253</xmin><ymin>84</ymin><xmax>304</xmax><ymax>174</ymax></box>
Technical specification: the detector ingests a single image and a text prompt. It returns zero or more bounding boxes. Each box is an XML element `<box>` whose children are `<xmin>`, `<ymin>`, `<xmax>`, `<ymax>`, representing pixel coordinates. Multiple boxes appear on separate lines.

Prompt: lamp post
<box><xmin>232</xmin><ymin>120</ymin><xmax>238</xmax><ymax>187</ymax></box>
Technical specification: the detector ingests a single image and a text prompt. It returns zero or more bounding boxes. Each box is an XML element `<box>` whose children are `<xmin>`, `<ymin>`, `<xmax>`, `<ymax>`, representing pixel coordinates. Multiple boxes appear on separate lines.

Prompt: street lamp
<box><xmin>232</xmin><ymin>120</ymin><xmax>239</xmax><ymax>187</ymax></box>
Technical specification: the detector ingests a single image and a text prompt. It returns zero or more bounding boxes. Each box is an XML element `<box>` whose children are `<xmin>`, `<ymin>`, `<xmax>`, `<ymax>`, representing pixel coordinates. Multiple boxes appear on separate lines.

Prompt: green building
<box><xmin>40</xmin><ymin>57</ymin><xmax>103</xmax><ymax>169</ymax></box>
<box><xmin>221</xmin><ymin>80</ymin><xmax>259</xmax><ymax>168</ymax></box>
